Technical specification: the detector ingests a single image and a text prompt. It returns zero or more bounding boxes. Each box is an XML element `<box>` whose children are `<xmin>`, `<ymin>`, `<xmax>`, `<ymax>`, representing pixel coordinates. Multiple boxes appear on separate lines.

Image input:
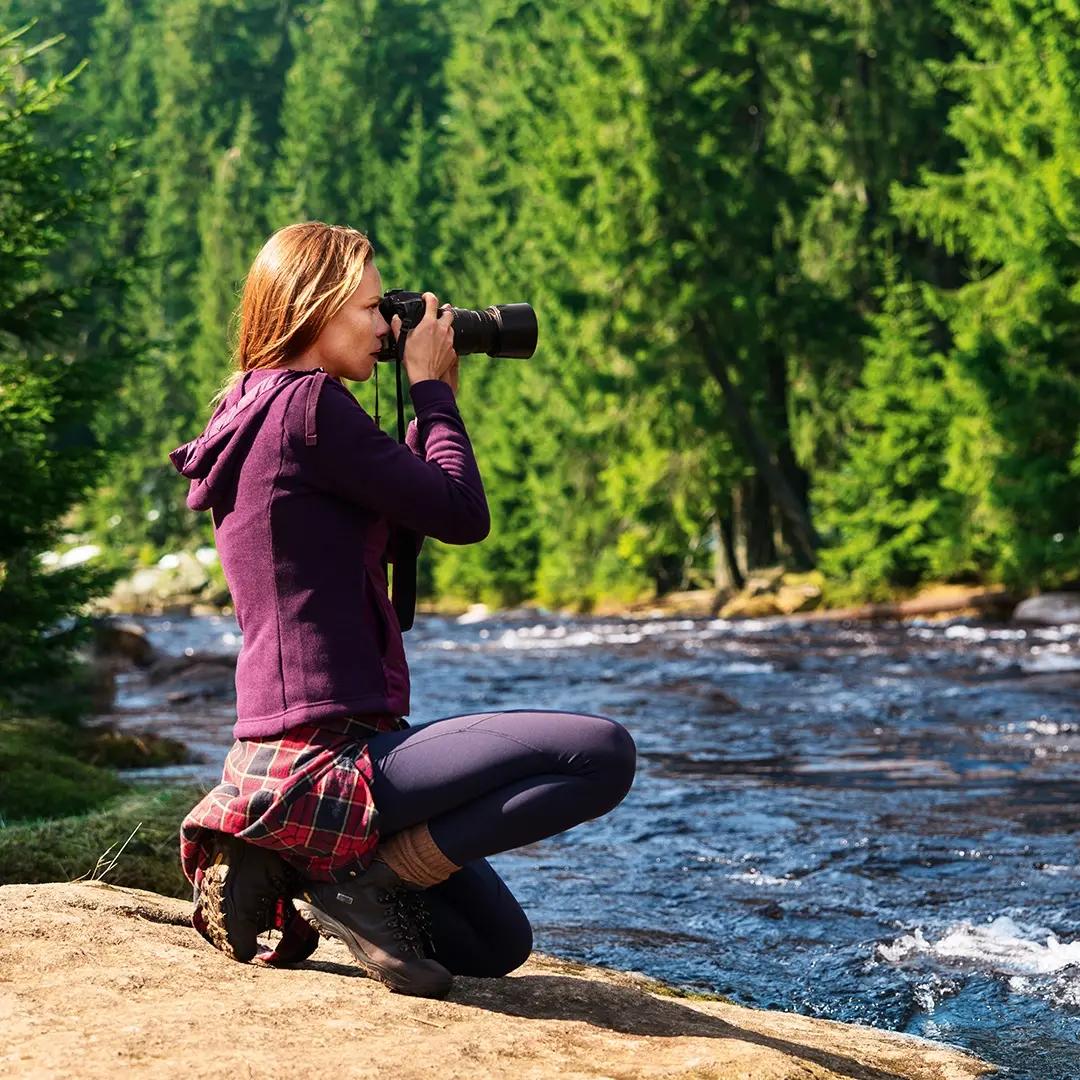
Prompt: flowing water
<box><xmin>110</xmin><ymin>610</ymin><xmax>1080</xmax><ymax>1077</ymax></box>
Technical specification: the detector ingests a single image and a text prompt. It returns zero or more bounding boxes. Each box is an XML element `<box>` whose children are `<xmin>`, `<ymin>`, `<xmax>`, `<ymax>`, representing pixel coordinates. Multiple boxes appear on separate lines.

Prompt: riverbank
<box><xmin>95</xmin><ymin>551</ymin><xmax>1043</xmax><ymax>625</ymax></box>
<box><xmin>0</xmin><ymin>881</ymin><xmax>994</xmax><ymax>1079</ymax></box>
<box><xmin>428</xmin><ymin>580</ymin><xmax>1021</xmax><ymax>624</ymax></box>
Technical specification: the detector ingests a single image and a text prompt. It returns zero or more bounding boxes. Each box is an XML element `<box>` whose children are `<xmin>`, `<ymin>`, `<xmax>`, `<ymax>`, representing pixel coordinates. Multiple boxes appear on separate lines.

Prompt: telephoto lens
<box><xmin>377</xmin><ymin>290</ymin><xmax>537</xmax><ymax>361</ymax></box>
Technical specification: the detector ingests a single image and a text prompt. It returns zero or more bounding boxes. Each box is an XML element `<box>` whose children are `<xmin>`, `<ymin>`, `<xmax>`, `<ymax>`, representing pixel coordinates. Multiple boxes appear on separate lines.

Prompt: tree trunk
<box><xmin>765</xmin><ymin>344</ymin><xmax>814</xmax><ymax>569</ymax></box>
<box><xmin>742</xmin><ymin>475</ymin><xmax>776</xmax><ymax>570</ymax></box>
<box><xmin>713</xmin><ymin>495</ymin><xmax>744</xmax><ymax>590</ymax></box>
<box><xmin>692</xmin><ymin>315</ymin><xmax>820</xmax><ymax>563</ymax></box>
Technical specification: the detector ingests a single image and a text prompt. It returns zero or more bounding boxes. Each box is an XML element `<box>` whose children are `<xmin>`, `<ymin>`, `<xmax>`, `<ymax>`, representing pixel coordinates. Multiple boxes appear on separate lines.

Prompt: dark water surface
<box><xmin>112</xmin><ymin>611</ymin><xmax>1080</xmax><ymax>1078</ymax></box>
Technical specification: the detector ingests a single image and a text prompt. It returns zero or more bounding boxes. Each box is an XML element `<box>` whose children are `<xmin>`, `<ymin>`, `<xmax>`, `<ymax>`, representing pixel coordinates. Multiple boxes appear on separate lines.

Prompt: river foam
<box><xmin>879</xmin><ymin>916</ymin><xmax>1080</xmax><ymax>976</ymax></box>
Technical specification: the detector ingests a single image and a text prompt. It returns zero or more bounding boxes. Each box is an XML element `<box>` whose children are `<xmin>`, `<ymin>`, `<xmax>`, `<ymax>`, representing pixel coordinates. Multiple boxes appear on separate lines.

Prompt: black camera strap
<box><xmin>390</xmin><ymin>329</ymin><xmax>418</xmax><ymax>632</ymax></box>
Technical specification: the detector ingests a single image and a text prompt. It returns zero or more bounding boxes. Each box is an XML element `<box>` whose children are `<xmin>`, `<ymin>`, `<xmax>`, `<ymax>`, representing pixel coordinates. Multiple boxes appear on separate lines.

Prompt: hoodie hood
<box><xmin>170</xmin><ymin>368</ymin><xmax>327</xmax><ymax>512</ymax></box>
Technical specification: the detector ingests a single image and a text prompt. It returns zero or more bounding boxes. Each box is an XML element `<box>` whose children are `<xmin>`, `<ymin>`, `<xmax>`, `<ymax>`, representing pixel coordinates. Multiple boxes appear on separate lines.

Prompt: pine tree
<box><xmin>436</xmin><ymin>0</ymin><xmax>832</xmax><ymax>603</ymax></box>
<box><xmin>774</xmin><ymin>0</ymin><xmax>963</xmax><ymax>474</ymax></box>
<box><xmin>817</xmin><ymin>270</ymin><xmax>968</xmax><ymax>598</ymax></box>
<box><xmin>0</xmin><ymin>0</ymin><xmax>104</xmax><ymax>78</ymax></box>
<box><xmin>894</xmin><ymin>0</ymin><xmax>1080</xmax><ymax>588</ymax></box>
<box><xmin>91</xmin><ymin>0</ymin><xmax>300</xmax><ymax>554</ymax></box>
<box><xmin>0</xmin><ymin>26</ymin><xmax>140</xmax><ymax>703</ymax></box>
<box><xmin>273</xmin><ymin>0</ymin><xmax>452</xmax><ymax>276</ymax></box>
<box><xmin>192</xmin><ymin>101</ymin><xmax>270</xmax><ymax>419</ymax></box>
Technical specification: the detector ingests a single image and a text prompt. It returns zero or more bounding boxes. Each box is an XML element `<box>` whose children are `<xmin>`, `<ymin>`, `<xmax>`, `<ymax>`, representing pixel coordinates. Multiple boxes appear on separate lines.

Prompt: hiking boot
<box><xmin>196</xmin><ymin>833</ymin><xmax>290</xmax><ymax>963</ymax></box>
<box><xmin>293</xmin><ymin>862</ymin><xmax>452</xmax><ymax>998</ymax></box>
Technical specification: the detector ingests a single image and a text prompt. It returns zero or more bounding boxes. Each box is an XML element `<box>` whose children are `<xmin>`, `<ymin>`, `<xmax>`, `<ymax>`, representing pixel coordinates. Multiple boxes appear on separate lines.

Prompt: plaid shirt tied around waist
<box><xmin>180</xmin><ymin>713</ymin><xmax>404</xmax><ymax>964</ymax></box>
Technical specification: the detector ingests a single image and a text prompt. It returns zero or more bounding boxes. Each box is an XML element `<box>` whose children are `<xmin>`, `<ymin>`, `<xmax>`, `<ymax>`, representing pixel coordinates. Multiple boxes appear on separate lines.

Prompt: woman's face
<box><xmin>305</xmin><ymin>261</ymin><xmax>389</xmax><ymax>382</ymax></box>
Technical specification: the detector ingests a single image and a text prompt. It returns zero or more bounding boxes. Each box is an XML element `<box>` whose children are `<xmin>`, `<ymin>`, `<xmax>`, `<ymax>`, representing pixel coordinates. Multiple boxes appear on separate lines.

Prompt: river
<box><xmin>109</xmin><ymin>610</ymin><xmax>1080</xmax><ymax>1078</ymax></box>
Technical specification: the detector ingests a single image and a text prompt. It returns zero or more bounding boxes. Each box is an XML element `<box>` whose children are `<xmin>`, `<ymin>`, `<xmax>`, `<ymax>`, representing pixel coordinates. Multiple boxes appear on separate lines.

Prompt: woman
<box><xmin>172</xmin><ymin>222</ymin><xmax>636</xmax><ymax>998</ymax></box>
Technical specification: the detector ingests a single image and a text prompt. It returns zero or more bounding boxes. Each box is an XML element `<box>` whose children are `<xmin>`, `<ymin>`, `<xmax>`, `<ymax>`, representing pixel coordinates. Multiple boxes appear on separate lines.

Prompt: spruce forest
<box><xmin>6</xmin><ymin>0</ymin><xmax>1080</xmax><ymax>627</ymax></box>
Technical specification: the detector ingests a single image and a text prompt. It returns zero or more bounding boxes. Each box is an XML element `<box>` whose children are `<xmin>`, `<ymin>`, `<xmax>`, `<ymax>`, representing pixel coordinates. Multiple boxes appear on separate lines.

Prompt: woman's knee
<box><xmin>572</xmin><ymin>713</ymin><xmax>636</xmax><ymax>813</ymax></box>
<box><xmin>488</xmin><ymin>915</ymin><xmax>533</xmax><ymax>976</ymax></box>
<box><xmin>446</xmin><ymin>910</ymin><xmax>533</xmax><ymax>978</ymax></box>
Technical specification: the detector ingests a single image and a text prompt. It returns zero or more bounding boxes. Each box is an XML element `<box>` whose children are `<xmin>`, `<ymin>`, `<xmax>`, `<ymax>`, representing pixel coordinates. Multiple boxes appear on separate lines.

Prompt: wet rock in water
<box><xmin>92</xmin><ymin>619</ymin><xmax>159</xmax><ymax>668</ymax></box>
<box><xmin>457</xmin><ymin>603</ymin><xmax>490</xmax><ymax>624</ymax></box>
<box><xmin>704</xmin><ymin>688</ymin><xmax>743</xmax><ymax>714</ymax></box>
<box><xmin>147</xmin><ymin>654</ymin><xmax>237</xmax><ymax>700</ymax></box>
<box><xmin>86</xmin><ymin>663</ymin><xmax>117</xmax><ymax>713</ymax></box>
<box><xmin>658</xmin><ymin>680</ymin><xmax>743</xmax><ymax>713</ymax></box>
<box><xmin>755</xmin><ymin>901</ymin><xmax>786</xmax><ymax>921</ymax></box>
<box><xmin>81</xmin><ymin>724</ymin><xmax>194</xmax><ymax>769</ymax></box>
<box><xmin>1013</xmin><ymin>592</ymin><xmax>1080</xmax><ymax>626</ymax></box>
<box><xmin>86</xmin><ymin>618</ymin><xmax>159</xmax><ymax>711</ymax></box>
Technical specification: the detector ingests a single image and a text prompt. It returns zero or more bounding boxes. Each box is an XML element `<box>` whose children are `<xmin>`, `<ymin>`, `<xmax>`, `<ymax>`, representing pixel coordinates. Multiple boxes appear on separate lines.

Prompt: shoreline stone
<box><xmin>0</xmin><ymin>882</ymin><xmax>995</xmax><ymax>1079</ymax></box>
<box><xmin>1012</xmin><ymin>592</ymin><xmax>1080</xmax><ymax>626</ymax></box>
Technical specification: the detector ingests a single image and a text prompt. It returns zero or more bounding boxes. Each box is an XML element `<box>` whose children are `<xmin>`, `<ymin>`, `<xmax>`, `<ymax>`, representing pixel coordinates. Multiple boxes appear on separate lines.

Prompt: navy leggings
<box><xmin>365</xmin><ymin>710</ymin><xmax>636</xmax><ymax>977</ymax></box>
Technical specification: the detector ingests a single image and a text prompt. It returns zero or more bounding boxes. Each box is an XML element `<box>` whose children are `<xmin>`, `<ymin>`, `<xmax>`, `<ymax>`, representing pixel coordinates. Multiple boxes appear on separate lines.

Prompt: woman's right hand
<box><xmin>391</xmin><ymin>292</ymin><xmax>458</xmax><ymax>391</ymax></box>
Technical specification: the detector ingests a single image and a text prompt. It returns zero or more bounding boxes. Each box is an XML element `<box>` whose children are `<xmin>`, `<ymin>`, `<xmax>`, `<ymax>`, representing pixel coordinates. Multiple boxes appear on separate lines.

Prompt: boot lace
<box><xmin>378</xmin><ymin>885</ymin><xmax>433</xmax><ymax>958</ymax></box>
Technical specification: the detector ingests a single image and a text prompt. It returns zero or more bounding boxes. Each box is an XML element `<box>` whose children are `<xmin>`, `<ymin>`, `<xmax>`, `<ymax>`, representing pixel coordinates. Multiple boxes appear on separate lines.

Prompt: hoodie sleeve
<box><xmin>405</xmin><ymin>417</ymin><xmax>423</xmax><ymax>458</ymax></box>
<box><xmin>303</xmin><ymin>379</ymin><xmax>489</xmax><ymax>545</ymax></box>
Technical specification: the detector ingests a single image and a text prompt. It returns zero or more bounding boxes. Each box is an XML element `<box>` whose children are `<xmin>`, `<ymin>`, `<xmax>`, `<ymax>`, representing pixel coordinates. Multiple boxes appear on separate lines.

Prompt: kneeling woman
<box><xmin>172</xmin><ymin>222</ymin><xmax>636</xmax><ymax>998</ymax></box>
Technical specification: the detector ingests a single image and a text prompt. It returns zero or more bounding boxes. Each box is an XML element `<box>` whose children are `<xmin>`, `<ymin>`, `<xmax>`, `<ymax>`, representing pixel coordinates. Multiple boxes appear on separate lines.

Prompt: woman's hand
<box><xmin>391</xmin><ymin>292</ymin><xmax>458</xmax><ymax>394</ymax></box>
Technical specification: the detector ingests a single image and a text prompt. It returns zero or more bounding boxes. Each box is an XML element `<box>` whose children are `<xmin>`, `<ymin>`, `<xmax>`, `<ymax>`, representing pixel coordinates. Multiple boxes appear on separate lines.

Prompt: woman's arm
<box><xmin>303</xmin><ymin>378</ymin><xmax>489</xmax><ymax>545</ymax></box>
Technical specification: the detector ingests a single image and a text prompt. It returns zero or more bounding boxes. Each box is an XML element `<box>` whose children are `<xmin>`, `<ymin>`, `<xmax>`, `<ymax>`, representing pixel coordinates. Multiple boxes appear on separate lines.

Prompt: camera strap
<box><xmin>390</xmin><ymin>329</ymin><xmax>418</xmax><ymax>632</ymax></box>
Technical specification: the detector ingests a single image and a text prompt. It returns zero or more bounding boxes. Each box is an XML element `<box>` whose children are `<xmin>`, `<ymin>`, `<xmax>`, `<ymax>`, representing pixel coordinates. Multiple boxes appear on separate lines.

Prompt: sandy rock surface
<box><xmin>0</xmin><ymin>883</ymin><xmax>994</xmax><ymax>1080</ymax></box>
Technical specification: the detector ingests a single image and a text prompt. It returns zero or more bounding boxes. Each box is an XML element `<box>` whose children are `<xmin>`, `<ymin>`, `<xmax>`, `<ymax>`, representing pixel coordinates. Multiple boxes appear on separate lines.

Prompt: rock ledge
<box><xmin>0</xmin><ymin>882</ymin><xmax>995</xmax><ymax>1079</ymax></box>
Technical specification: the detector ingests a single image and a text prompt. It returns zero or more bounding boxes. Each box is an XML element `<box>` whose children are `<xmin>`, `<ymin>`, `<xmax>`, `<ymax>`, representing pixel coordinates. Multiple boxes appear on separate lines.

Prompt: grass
<box><xmin>0</xmin><ymin>717</ymin><xmax>126</xmax><ymax>822</ymax></box>
<box><xmin>648</xmin><ymin>982</ymin><xmax>732</xmax><ymax>1004</ymax></box>
<box><xmin>0</xmin><ymin>714</ymin><xmax>201</xmax><ymax>900</ymax></box>
<box><xmin>0</xmin><ymin>716</ymin><xmax>192</xmax><ymax>824</ymax></box>
<box><xmin>0</xmin><ymin>785</ymin><xmax>201</xmax><ymax>899</ymax></box>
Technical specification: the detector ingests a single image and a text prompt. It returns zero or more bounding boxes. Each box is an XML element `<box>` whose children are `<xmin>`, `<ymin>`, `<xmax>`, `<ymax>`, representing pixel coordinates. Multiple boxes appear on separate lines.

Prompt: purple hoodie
<box><xmin>170</xmin><ymin>369</ymin><xmax>488</xmax><ymax>739</ymax></box>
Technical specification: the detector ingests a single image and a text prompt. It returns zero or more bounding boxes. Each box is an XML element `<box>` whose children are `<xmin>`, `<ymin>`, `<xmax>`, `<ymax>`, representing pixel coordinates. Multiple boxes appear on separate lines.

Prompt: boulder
<box><xmin>0</xmin><ymin>882</ymin><xmax>992</xmax><ymax>1080</ymax></box>
<box><xmin>92</xmin><ymin>619</ymin><xmax>158</xmax><ymax>668</ymax></box>
<box><xmin>147</xmin><ymin>653</ymin><xmax>237</xmax><ymax>700</ymax></box>
<box><xmin>720</xmin><ymin>591</ymin><xmax>788</xmax><ymax>619</ymax></box>
<box><xmin>775</xmin><ymin>581</ymin><xmax>823</xmax><ymax>615</ymax></box>
<box><xmin>1013</xmin><ymin>592</ymin><xmax>1080</xmax><ymax>626</ymax></box>
<box><xmin>719</xmin><ymin>571</ymin><xmax>824</xmax><ymax>620</ymax></box>
<box><xmin>84</xmin><ymin>619</ymin><xmax>159</xmax><ymax>712</ymax></box>
<box><xmin>104</xmin><ymin>553</ymin><xmax>213</xmax><ymax>615</ymax></box>
<box><xmin>703</xmin><ymin>688</ymin><xmax>743</xmax><ymax>714</ymax></box>
<box><xmin>745</xmin><ymin>566</ymin><xmax>787</xmax><ymax>597</ymax></box>
<box><xmin>720</xmin><ymin>587</ymin><xmax>821</xmax><ymax>620</ymax></box>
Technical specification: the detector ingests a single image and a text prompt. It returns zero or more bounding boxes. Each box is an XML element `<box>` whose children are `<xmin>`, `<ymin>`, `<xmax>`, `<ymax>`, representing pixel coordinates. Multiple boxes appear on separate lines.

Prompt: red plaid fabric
<box><xmin>180</xmin><ymin>713</ymin><xmax>404</xmax><ymax>963</ymax></box>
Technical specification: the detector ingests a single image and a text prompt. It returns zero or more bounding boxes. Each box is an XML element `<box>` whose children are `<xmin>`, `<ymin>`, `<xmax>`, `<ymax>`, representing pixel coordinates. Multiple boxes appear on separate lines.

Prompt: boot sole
<box><xmin>292</xmin><ymin>898</ymin><xmax>450</xmax><ymax>998</ymax></box>
<box><xmin>197</xmin><ymin>861</ymin><xmax>257</xmax><ymax>964</ymax></box>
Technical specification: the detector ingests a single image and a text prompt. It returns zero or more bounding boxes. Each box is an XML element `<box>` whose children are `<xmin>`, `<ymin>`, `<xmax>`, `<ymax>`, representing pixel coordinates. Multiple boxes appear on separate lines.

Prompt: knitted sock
<box><xmin>376</xmin><ymin>822</ymin><xmax>460</xmax><ymax>888</ymax></box>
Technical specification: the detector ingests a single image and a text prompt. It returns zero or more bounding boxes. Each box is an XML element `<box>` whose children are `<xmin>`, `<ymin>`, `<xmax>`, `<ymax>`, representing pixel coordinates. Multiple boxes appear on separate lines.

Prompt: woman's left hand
<box><xmin>440</xmin><ymin>305</ymin><xmax>459</xmax><ymax>396</ymax></box>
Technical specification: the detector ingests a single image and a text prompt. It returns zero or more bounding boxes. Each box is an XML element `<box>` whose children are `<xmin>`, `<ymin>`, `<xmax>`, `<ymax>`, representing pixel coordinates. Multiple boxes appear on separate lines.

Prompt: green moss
<box><xmin>0</xmin><ymin>786</ymin><xmax>200</xmax><ymax>899</ymax></box>
<box><xmin>647</xmin><ymin>982</ymin><xmax>732</xmax><ymax>1004</ymax></box>
<box><xmin>79</xmin><ymin>727</ymin><xmax>192</xmax><ymax>771</ymax></box>
<box><xmin>0</xmin><ymin>716</ymin><xmax>200</xmax><ymax>899</ymax></box>
<box><xmin>0</xmin><ymin>717</ymin><xmax>192</xmax><ymax>824</ymax></box>
<box><xmin>0</xmin><ymin>718</ymin><xmax>124</xmax><ymax>823</ymax></box>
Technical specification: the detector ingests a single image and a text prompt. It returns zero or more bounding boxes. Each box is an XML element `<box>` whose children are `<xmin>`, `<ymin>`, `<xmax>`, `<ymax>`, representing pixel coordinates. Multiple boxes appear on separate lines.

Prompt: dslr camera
<box><xmin>377</xmin><ymin>291</ymin><xmax>538</xmax><ymax>362</ymax></box>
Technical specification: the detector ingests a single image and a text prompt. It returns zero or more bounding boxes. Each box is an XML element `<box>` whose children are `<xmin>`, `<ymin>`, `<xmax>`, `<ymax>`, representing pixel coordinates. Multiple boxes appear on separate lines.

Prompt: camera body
<box><xmin>377</xmin><ymin>290</ymin><xmax>538</xmax><ymax>362</ymax></box>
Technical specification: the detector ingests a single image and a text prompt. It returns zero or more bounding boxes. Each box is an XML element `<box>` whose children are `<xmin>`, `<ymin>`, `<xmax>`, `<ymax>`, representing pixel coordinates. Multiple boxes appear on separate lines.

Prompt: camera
<box><xmin>377</xmin><ymin>290</ymin><xmax>538</xmax><ymax>362</ymax></box>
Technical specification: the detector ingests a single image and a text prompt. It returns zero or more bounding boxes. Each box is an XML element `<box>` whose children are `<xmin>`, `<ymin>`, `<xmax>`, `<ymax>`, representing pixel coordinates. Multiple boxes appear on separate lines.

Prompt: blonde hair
<box><xmin>215</xmin><ymin>222</ymin><xmax>374</xmax><ymax>401</ymax></box>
